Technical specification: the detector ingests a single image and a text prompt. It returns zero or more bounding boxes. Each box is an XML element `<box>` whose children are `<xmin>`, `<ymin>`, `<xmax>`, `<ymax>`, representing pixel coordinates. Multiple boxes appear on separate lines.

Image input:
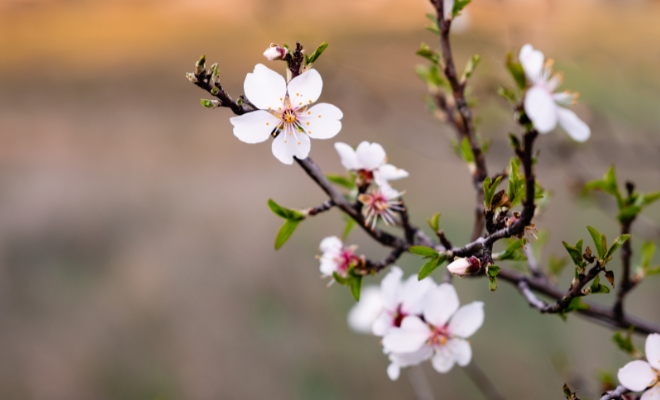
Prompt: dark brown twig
<box><xmin>305</xmin><ymin>200</ymin><xmax>335</xmax><ymax>216</ymax></box>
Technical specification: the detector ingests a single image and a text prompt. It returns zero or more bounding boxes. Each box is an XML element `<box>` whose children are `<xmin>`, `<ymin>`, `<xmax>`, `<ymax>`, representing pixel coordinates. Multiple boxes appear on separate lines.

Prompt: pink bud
<box><xmin>263</xmin><ymin>44</ymin><xmax>286</xmax><ymax>61</ymax></box>
<box><xmin>447</xmin><ymin>256</ymin><xmax>481</xmax><ymax>276</ymax></box>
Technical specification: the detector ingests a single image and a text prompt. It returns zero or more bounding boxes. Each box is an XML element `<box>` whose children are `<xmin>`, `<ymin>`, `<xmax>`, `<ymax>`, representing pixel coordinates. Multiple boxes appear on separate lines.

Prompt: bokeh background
<box><xmin>1</xmin><ymin>0</ymin><xmax>659</xmax><ymax>399</ymax></box>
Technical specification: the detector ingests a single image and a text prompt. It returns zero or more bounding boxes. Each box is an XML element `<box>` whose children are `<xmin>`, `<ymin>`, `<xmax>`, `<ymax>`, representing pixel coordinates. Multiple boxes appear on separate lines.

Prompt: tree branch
<box><xmin>599</xmin><ymin>385</ymin><xmax>629</xmax><ymax>400</ymax></box>
<box><xmin>305</xmin><ymin>200</ymin><xmax>335</xmax><ymax>216</ymax></box>
<box><xmin>614</xmin><ymin>218</ymin><xmax>635</xmax><ymax>319</ymax></box>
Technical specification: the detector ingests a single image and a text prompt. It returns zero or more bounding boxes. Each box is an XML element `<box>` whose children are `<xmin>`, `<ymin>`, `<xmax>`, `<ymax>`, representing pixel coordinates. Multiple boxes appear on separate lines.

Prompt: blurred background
<box><xmin>1</xmin><ymin>0</ymin><xmax>659</xmax><ymax>399</ymax></box>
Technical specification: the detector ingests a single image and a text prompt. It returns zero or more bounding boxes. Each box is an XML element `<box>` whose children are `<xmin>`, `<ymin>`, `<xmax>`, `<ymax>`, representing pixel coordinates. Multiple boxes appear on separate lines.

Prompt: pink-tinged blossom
<box><xmin>618</xmin><ymin>334</ymin><xmax>660</xmax><ymax>398</ymax></box>
<box><xmin>357</xmin><ymin>184</ymin><xmax>404</xmax><ymax>229</ymax></box>
<box><xmin>347</xmin><ymin>286</ymin><xmax>383</xmax><ymax>334</ymax></box>
<box><xmin>334</xmin><ymin>141</ymin><xmax>408</xmax><ymax>187</ymax></box>
<box><xmin>520</xmin><ymin>44</ymin><xmax>590</xmax><ymax>142</ymax></box>
<box><xmin>263</xmin><ymin>44</ymin><xmax>286</xmax><ymax>61</ymax></box>
<box><xmin>318</xmin><ymin>236</ymin><xmax>360</xmax><ymax>280</ymax></box>
<box><xmin>382</xmin><ymin>283</ymin><xmax>484</xmax><ymax>380</ymax></box>
<box><xmin>230</xmin><ymin>64</ymin><xmax>343</xmax><ymax>164</ymax></box>
<box><xmin>446</xmin><ymin>256</ymin><xmax>481</xmax><ymax>277</ymax></box>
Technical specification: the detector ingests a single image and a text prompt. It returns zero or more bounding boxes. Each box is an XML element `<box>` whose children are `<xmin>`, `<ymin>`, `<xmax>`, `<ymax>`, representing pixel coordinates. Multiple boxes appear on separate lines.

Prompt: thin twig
<box><xmin>305</xmin><ymin>200</ymin><xmax>335</xmax><ymax>216</ymax></box>
<box><xmin>599</xmin><ymin>385</ymin><xmax>629</xmax><ymax>400</ymax></box>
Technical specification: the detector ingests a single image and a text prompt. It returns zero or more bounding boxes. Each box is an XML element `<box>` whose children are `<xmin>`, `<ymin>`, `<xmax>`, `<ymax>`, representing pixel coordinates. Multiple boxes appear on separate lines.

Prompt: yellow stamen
<box><xmin>318</xmin><ymin>115</ymin><xmax>321</xmax><ymax>118</ymax></box>
<box><xmin>297</xmin><ymin>141</ymin><xmax>300</xmax><ymax>145</ymax></box>
<box><xmin>266</xmin><ymin>122</ymin><xmax>269</xmax><ymax>125</ymax></box>
<box><xmin>279</xmin><ymin>97</ymin><xmax>282</xmax><ymax>101</ymax></box>
<box><xmin>308</xmin><ymin>111</ymin><xmax>311</xmax><ymax>114</ymax></box>
<box><xmin>306</xmin><ymin>122</ymin><xmax>309</xmax><ymax>125</ymax></box>
<box><xmin>296</xmin><ymin>93</ymin><xmax>299</xmax><ymax>96</ymax></box>
<box><xmin>308</xmin><ymin>100</ymin><xmax>312</xmax><ymax>103</ymax></box>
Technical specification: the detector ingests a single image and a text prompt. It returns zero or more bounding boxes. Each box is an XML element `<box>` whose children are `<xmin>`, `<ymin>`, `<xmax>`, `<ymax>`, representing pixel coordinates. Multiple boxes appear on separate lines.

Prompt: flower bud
<box><xmin>447</xmin><ymin>256</ymin><xmax>481</xmax><ymax>277</ymax></box>
<box><xmin>263</xmin><ymin>44</ymin><xmax>286</xmax><ymax>61</ymax></box>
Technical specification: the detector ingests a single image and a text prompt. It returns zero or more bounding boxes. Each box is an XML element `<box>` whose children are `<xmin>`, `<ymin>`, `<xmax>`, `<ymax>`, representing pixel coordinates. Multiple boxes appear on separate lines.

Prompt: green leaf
<box><xmin>494</xmin><ymin>239</ymin><xmax>527</xmax><ymax>261</ymax></box>
<box><xmin>549</xmin><ymin>255</ymin><xmax>568</xmax><ymax>276</ymax></box>
<box><xmin>461</xmin><ymin>54</ymin><xmax>481</xmax><ymax>82</ymax></box>
<box><xmin>640</xmin><ymin>241</ymin><xmax>655</xmax><ymax>268</ymax></box>
<box><xmin>506</xmin><ymin>51</ymin><xmax>526</xmax><ymax>90</ymax></box>
<box><xmin>483</xmin><ymin>175</ymin><xmax>503</xmax><ymax>211</ymax></box>
<box><xmin>275</xmin><ymin>219</ymin><xmax>301</xmax><ymax>249</ymax></box>
<box><xmin>487</xmin><ymin>265</ymin><xmax>501</xmax><ymax>277</ymax></box>
<box><xmin>417</xmin><ymin>43</ymin><xmax>440</xmax><ymax>64</ymax></box>
<box><xmin>332</xmin><ymin>272</ymin><xmax>349</xmax><ymax>285</ymax></box>
<box><xmin>647</xmin><ymin>266</ymin><xmax>660</xmax><ymax>276</ymax></box>
<box><xmin>613</xmin><ymin>328</ymin><xmax>636</xmax><ymax>355</ymax></box>
<box><xmin>268</xmin><ymin>199</ymin><xmax>305</xmax><ymax>221</ymax></box>
<box><xmin>576</xmin><ymin>239</ymin><xmax>584</xmax><ymax>255</ymax></box>
<box><xmin>589</xmin><ymin>274</ymin><xmax>610</xmax><ymax>294</ymax></box>
<box><xmin>508</xmin><ymin>133</ymin><xmax>521</xmax><ymax>150</ymax></box>
<box><xmin>559</xmin><ymin>297</ymin><xmax>590</xmax><ymax>320</ymax></box>
<box><xmin>587</xmin><ymin>226</ymin><xmax>607</xmax><ymax>260</ymax></box>
<box><xmin>606</xmin><ymin>234</ymin><xmax>630</xmax><ymax>259</ymax></box>
<box><xmin>452</xmin><ymin>0</ymin><xmax>471</xmax><ymax>17</ymax></box>
<box><xmin>342</xmin><ymin>218</ymin><xmax>356</xmax><ymax>241</ymax></box>
<box><xmin>350</xmin><ymin>275</ymin><xmax>363</xmax><ymax>301</ymax></box>
<box><xmin>200</xmin><ymin>99</ymin><xmax>216</xmax><ymax>108</ymax></box>
<box><xmin>488</xmin><ymin>276</ymin><xmax>497</xmax><ymax>291</ymax></box>
<box><xmin>642</xmin><ymin>192</ymin><xmax>660</xmax><ymax>206</ymax></box>
<box><xmin>586</xmin><ymin>166</ymin><xmax>623</xmax><ymax>209</ymax></box>
<box><xmin>618</xmin><ymin>206</ymin><xmax>641</xmax><ymax>223</ymax></box>
<box><xmin>326</xmin><ymin>174</ymin><xmax>356</xmax><ymax>189</ymax></box>
<box><xmin>427</xmin><ymin>213</ymin><xmax>440</xmax><ymax>232</ymax></box>
<box><xmin>498</xmin><ymin>87</ymin><xmax>518</xmax><ymax>104</ymax></box>
<box><xmin>562</xmin><ymin>241</ymin><xmax>584</xmax><ymax>269</ymax></box>
<box><xmin>416</xmin><ymin>64</ymin><xmax>446</xmax><ymax>88</ymax></box>
<box><xmin>507</xmin><ymin>157</ymin><xmax>526</xmax><ymax>207</ymax></box>
<box><xmin>410</xmin><ymin>246</ymin><xmax>440</xmax><ymax>258</ymax></box>
<box><xmin>307</xmin><ymin>42</ymin><xmax>328</xmax><ymax>64</ymax></box>
<box><xmin>425</xmin><ymin>13</ymin><xmax>440</xmax><ymax>34</ymax></box>
<box><xmin>418</xmin><ymin>254</ymin><xmax>448</xmax><ymax>280</ymax></box>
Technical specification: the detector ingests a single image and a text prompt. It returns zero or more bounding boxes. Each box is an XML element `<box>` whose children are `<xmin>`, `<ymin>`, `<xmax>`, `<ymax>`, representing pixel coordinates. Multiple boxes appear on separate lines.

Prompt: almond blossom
<box><xmin>520</xmin><ymin>44</ymin><xmax>590</xmax><ymax>142</ymax></box>
<box><xmin>334</xmin><ymin>141</ymin><xmax>408</xmax><ymax>187</ymax></box>
<box><xmin>230</xmin><ymin>64</ymin><xmax>343</xmax><ymax>164</ymax></box>
<box><xmin>618</xmin><ymin>334</ymin><xmax>660</xmax><ymax>399</ymax></box>
<box><xmin>382</xmin><ymin>283</ymin><xmax>484</xmax><ymax>380</ymax></box>
<box><xmin>318</xmin><ymin>236</ymin><xmax>360</xmax><ymax>280</ymax></box>
<box><xmin>447</xmin><ymin>256</ymin><xmax>481</xmax><ymax>277</ymax></box>
<box><xmin>347</xmin><ymin>286</ymin><xmax>383</xmax><ymax>334</ymax></box>
<box><xmin>357</xmin><ymin>183</ymin><xmax>405</xmax><ymax>229</ymax></box>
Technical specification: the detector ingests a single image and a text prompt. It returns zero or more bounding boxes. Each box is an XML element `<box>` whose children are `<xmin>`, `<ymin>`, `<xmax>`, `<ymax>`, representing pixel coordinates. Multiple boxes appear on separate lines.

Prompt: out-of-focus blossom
<box><xmin>520</xmin><ymin>44</ymin><xmax>590</xmax><ymax>142</ymax></box>
<box><xmin>618</xmin><ymin>334</ymin><xmax>660</xmax><ymax>398</ymax></box>
<box><xmin>357</xmin><ymin>183</ymin><xmax>404</xmax><ymax>229</ymax></box>
<box><xmin>230</xmin><ymin>64</ymin><xmax>343</xmax><ymax>164</ymax></box>
<box><xmin>318</xmin><ymin>236</ymin><xmax>360</xmax><ymax>280</ymax></box>
<box><xmin>334</xmin><ymin>141</ymin><xmax>408</xmax><ymax>187</ymax></box>
<box><xmin>347</xmin><ymin>286</ymin><xmax>383</xmax><ymax>334</ymax></box>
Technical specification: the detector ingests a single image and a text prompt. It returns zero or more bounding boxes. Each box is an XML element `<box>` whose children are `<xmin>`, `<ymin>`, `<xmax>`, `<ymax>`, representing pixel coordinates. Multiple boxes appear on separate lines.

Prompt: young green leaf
<box><xmin>508</xmin><ymin>157</ymin><xmax>526</xmax><ymax>207</ymax></box>
<box><xmin>326</xmin><ymin>174</ymin><xmax>356</xmax><ymax>189</ymax></box>
<box><xmin>488</xmin><ymin>276</ymin><xmax>498</xmax><ymax>291</ymax></box>
<box><xmin>562</xmin><ymin>241</ymin><xmax>585</xmax><ymax>269</ymax></box>
<box><xmin>642</xmin><ymin>192</ymin><xmax>660</xmax><ymax>206</ymax></box>
<box><xmin>589</xmin><ymin>274</ymin><xmax>610</xmax><ymax>294</ymax></box>
<box><xmin>268</xmin><ymin>199</ymin><xmax>305</xmax><ymax>220</ymax></box>
<box><xmin>307</xmin><ymin>42</ymin><xmax>328</xmax><ymax>64</ymax></box>
<box><xmin>200</xmin><ymin>99</ymin><xmax>216</xmax><ymax>108</ymax></box>
<box><xmin>452</xmin><ymin>0</ymin><xmax>471</xmax><ymax>17</ymax></box>
<box><xmin>425</xmin><ymin>13</ymin><xmax>440</xmax><ymax>34</ymax></box>
<box><xmin>342</xmin><ymin>217</ymin><xmax>356</xmax><ymax>240</ymax></box>
<box><xmin>332</xmin><ymin>272</ymin><xmax>349</xmax><ymax>285</ymax></box>
<box><xmin>427</xmin><ymin>213</ymin><xmax>441</xmax><ymax>232</ymax></box>
<box><xmin>506</xmin><ymin>51</ymin><xmax>526</xmax><ymax>90</ymax></box>
<box><xmin>494</xmin><ymin>239</ymin><xmax>527</xmax><ymax>261</ymax></box>
<box><xmin>416</xmin><ymin>64</ymin><xmax>446</xmax><ymax>88</ymax></box>
<box><xmin>585</xmin><ymin>166</ymin><xmax>623</xmax><ymax>209</ymax></box>
<box><xmin>483</xmin><ymin>175</ymin><xmax>503</xmax><ymax>211</ymax></box>
<box><xmin>549</xmin><ymin>255</ymin><xmax>568</xmax><ymax>276</ymax></box>
<box><xmin>275</xmin><ymin>219</ymin><xmax>301</xmax><ymax>249</ymax></box>
<box><xmin>586</xmin><ymin>226</ymin><xmax>607</xmax><ymax>260</ymax></box>
<box><xmin>350</xmin><ymin>275</ymin><xmax>363</xmax><ymax>301</ymax></box>
<box><xmin>418</xmin><ymin>254</ymin><xmax>448</xmax><ymax>280</ymax></box>
<box><xmin>640</xmin><ymin>241</ymin><xmax>655</xmax><ymax>268</ymax></box>
<box><xmin>606</xmin><ymin>234</ymin><xmax>630</xmax><ymax>259</ymax></box>
<box><xmin>417</xmin><ymin>43</ymin><xmax>440</xmax><ymax>64</ymax></box>
<box><xmin>618</xmin><ymin>206</ymin><xmax>641</xmax><ymax>223</ymax></box>
<box><xmin>612</xmin><ymin>328</ymin><xmax>636</xmax><ymax>355</ymax></box>
<box><xmin>461</xmin><ymin>54</ymin><xmax>481</xmax><ymax>82</ymax></box>
<box><xmin>487</xmin><ymin>265</ymin><xmax>501</xmax><ymax>277</ymax></box>
<box><xmin>410</xmin><ymin>246</ymin><xmax>440</xmax><ymax>258</ymax></box>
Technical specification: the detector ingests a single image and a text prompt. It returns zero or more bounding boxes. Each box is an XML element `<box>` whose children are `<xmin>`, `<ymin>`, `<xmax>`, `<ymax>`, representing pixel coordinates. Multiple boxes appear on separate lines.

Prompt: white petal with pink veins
<box><xmin>618</xmin><ymin>360</ymin><xmax>656</xmax><ymax>392</ymax></box>
<box><xmin>382</xmin><ymin>316</ymin><xmax>431</xmax><ymax>354</ymax></box>
<box><xmin>243</xmin><ymin>64</ymin><xmax>286</xmax><ymax>111</ymax></box>
<box><xmin>287</xmin><ymin>69</ymin><xmax>323</xmax><ymax>108</ymax></box>
<box><xmin>230</xmin><ymin>111</ymin><xmax>280</xmax><ymax>144</ymax></box>
<box><xmin>334</xmin><ymin>142</ymin><xmax>361</xmax><ymax>170</ymax></box>
<box><xmin>423</xmin><ymin>283</ymin><xmax>460</xmax><ymax>328</ymax></box>
<box><xmin>557</xmin><ymin>107</ymin><xmax>590</xmax><ymax>143</ymax></box>
<box><xmin>448</xmin><ymin>302</ymin><xmax>484</xmax><ymax>339</ymax></box>
<box><xmin>520</xmin><ymin>44</ymin><xmax>544</xmax><ymax>84</ymax></box>
<box><xmin>645</xmin><ymin>333</ymin><xmax>660</xmax><ymax>371</ymax></box>
<box><xmin>271</xmin><ymin>130</ymin><xmax>311</xmax><ymax>164</ymax></box>
<box><xmin>356</xmin><ymin>141</ymin><xmax>386</xmax><ymax>170</ymax></box>
<box><xmin>524</xmin><ymin>86</ymin><xmax>558</xmax><ymax>133</ymax></box>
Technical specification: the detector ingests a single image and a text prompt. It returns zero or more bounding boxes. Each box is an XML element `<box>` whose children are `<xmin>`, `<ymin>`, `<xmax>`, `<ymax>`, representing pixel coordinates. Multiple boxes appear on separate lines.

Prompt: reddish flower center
<box><xmin>428</xmin><ymin>326</ymin><xmax>451</xmax><ymax>346</ymax></box>
<box><xmin>392</xmin><ymin>305</ymin><xmax>407</xmax><ymax>328</ymax></box>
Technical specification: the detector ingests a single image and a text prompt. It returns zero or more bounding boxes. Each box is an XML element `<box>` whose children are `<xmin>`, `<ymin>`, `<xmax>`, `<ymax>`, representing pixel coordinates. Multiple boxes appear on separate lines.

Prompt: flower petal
<box><xmin>431</xmin><ymin>346</ymin><xmax>455</xmax><ymax>373</ymax></box>
<box><xmin>334</xmin><ymin>142</ymin><xmax>361</xmax><ymax>170</ymax></box>
<box><xmin>356</xmin><ymin>142</ymin><xmax>386</xmax><ymax>170</ymax></box>
<box><xmin>380</xmin><ymin>266</ymin><xmax>403</xmax><ymax>312</ymax></box>
<box><xmin>446</xmin><ymin>338</ymin><xmax>472</xmax><ymax>366</ymax></box>
<box><xmin>244</xmin><ymin>64</ymin><xmax>286</xmax><ymax>111</ymax></box>
<box><xmin>382</xmin><ymin>316</ymin><xmax>431</xmax><ymax>354</ymax></box>
<box><xmin>524</xmin><ymin>86</ymin><xmax>558</xmax><ymax>134</ymax></box>
<box><xmin>347</xmin><ymin>286</ymin><xmax>384</xmax><ymax>334</ymax></box>
<box><xmin>519</xmin><ymin>44</ymin><xmax>544</xmax><ymax>84</ymax></box>
<box><xmin>641</xmin><ymin>386</ymin><xmax>660</xmax><ymax>400</ymax></box>
<box><xmin>375</xmin><ymin>164</ymin><xmax>409</xmax><ymax>182</ymax></box>
<box><xmin>320</xmin><ymin>236</ymin><xmax>343</xmax><ymax>253</ymax></box>
<box><xmin>387</xmin><ymin>363</ymin><xmax>401</xmax><ymax>381</ymax></box>
<box><xmin>319</xmin><ymin>259</ymin><xmax>338</xmax><ymax>276</ymax></box>
<box><xmin>557</xmin><ymin>107</ymin><xmax>590</xmax><ymax>142</ymax></box>
<box><xmin>288</xmin><ymin>68</ymin><xmax>323</xmax><ymax>107</ymax></box>
<box><xmin>618</xmin><ymin>360</ymin><xmax>656</xmax><ymax>392</ymax></box>
<box><xmin>423</xmin><ymin>283</ymin><xmax>460</xmax><ymax>328</ymax></box>
<box><xmin>229</xmin><ymin>111</ymin><xmax>279</xmax><ymax>144</ymax></box>
<box><xmin>271</xmin><ymin>130</ymin><xmax>311</xmax><ymax>164</ymax></box>
<box><xmin>646</xmin><ymin>333</ymin><xmax>660</xmax><ymax>371</ymax></box>
<box><xmin>372</xmin><ymin>312</ymin><xmax>394</xmax><ymax>337</ymax></box>
<box><xmin>389</xmin><ymin>345</ymin><xmax>434</xmax><ymax>368</ymax></box>
<box><xmin>448</xmin><ymin>301</ymin><xmax>484</xmax><ymax>339</ymax></box>
<box><xmin>298</xmin><ymin>103</ymin><xmax>343</xmax><ymax>140</ymax></box>
<box><xmin>400</xmin><ymin>274</ymin><xmax>436</xmax><ymax>315</ymax></box>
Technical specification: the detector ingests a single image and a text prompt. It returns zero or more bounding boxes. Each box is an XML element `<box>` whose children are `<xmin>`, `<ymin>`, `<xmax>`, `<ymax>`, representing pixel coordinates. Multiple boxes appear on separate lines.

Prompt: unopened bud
<box><xmin>263</xmin><ymin>44</ymin><xmax>287</xmax><ymax>61</ymax></box>
<box><xmin>186</xmin><ymin>72</ymin><xmax>198</xmax><ymax>83</ymax></box>
<box><xmin>195</xmin><ymin>55</ymin><xmax>206</xmax><ymax>74</ymax></box>
<box><xmin>447</xmin><ymin>256</ymin><xmax>481</xmax><ymax>277</ymax></box>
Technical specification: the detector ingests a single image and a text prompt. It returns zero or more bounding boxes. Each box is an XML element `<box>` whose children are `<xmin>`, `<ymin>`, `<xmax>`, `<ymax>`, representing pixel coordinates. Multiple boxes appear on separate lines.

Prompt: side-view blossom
<box><xmin>318</xmin><ymin>236</ymin><xmax>360</xmax><ymax>280</ymax></box>
<box><xmin>357</xmin><ymin>183</ymin><xmax>405</xmax><ymax>229</ymax></box>
<box><xmin>334</xmin><ymin>141</ymin><xmax>408</xmax><ymax>187</ymax></box>
<box><xmin>618</xmin><ymin>334</ymin><xmax>660</xmax><ymax>398</ymax></box>
<box><xmin>447</xmin><ymin>256</ymin><xmax>481</xmax><ymax>277</ymax></box>
<box><xmin>263</xmin><ymin>44</ymin><xmax>286</xmax><ymax>61</ymax></box>
<box><xmin>520</xmin><ymin>44</ymin><xmax>590</xmax><ymax>142</ymax></box>
<box><xmin>382</xmin><ymin>283</ymin><xmax>484</xmax><ymax>380</ymax></box>
<box><xmin>230</xmin><ymin>64</ymin><xmax>343</xmax><ymax>164</ymax></box>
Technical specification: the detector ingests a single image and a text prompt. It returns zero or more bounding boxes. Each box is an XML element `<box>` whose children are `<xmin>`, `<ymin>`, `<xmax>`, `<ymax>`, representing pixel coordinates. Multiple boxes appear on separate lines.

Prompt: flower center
<box><xmin>335</xmin><ymin>248</ymin><xmax>360</xmax><ymax>274</ymax></box>
<box><xmin>428</xmin><ymin>326</ymin><xmax>451</xmax><ymax>347</ymax></box>
<box><xmin>392</xmin><ymin>305</ymin><xmax>407</xmax><ymax>328</ymax></box>
<box><xmin>283</xmin><ymin>109</ymin><xmax>297</xmax><ymax>124</ymax></box>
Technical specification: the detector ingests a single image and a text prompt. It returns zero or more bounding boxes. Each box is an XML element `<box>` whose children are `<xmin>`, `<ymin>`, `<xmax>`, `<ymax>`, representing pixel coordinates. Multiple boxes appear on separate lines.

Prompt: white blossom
<box><xmin>382</xmin><ymin>283</ymin><xmax>484</xmax><ymax>380</ymax></box>
<box><xmin>520</xmin><ymin>44</ymin><xmax>590</xmax><ymax>142</ymax></box>
<box><xmin>263</xmin><ymin>44</ymin><xmax>286</xmax><ymax>61</ymax></box>
<box><xmin>446</xmin><ymin>256</ymin><xmax>481</xmax><ymax>277</ymax></box>
<box><xmin>618</xmin><ymin>334</ymin><xmax>660</xmax><ymax>398</ymax></box>
<box><xmin>347</xmin><ymin>286</ymin><xmax>383</xmax><ymax>334</ymax></box>
<box><xmin>334</xmin><ymin>141</ymin><xmax>408</xmax><ymax>187</ymax></box>
<box><xmin>357</xmin><ymin>183</ymin><xmax>404</xmax><ymax>229</ymax></box>
<box><xmin>318</xmin><ymin>236</ymin><xmax>359</xmax><ymax>280</ymax></box>
<box><xmin>230</xmin><ymin>64</ymin><xmax>343</xmax><ymax>164</ymax></box>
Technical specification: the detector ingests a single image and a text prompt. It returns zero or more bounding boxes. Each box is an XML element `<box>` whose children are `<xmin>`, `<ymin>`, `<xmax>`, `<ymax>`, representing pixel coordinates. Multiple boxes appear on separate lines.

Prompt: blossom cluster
<box><xmin>618</xmin><ymin>334</ymin><xmax>660</xmax><ymax>399</ymax></box>
<box><xmin>346</xmin><ymin>267</ymin><xmax>484</xmax><ymax>380</ymax></box>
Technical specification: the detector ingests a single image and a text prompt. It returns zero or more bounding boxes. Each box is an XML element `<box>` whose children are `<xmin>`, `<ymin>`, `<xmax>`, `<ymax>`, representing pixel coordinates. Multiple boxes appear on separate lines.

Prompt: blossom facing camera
<box><xmin>383</xmin><ymin>283</ymin><xmax>484</xmax><ymax>379</ymax></box>
<box><xmin>618</xmin><ymin>334</ymin><xmax>660</xmax><ymax>398</ymax></box>
<box><xmin>318</xmin><ymin>236</ymin><xmax>360</xmax><ymax>280</ymax></box>
<box><xmin>447</xmin><ymin>256</ymin><xmax>481</xmax><ymax>277</ymax></box>
<box><xmin>334</xmin><ymin>141</ymin><xmax>408</xmax><ymax>187</ymax></box>
<box><xmin>520</xmin><ymin>44</ymin><xmax>590</xmax><ymax>142</ymax></box>
<box><xmin>263</xmin><ymin>44</ymin><xmax>286</xmax><ymax>61</ymax></box>
<box><xmin>230</xmin><ymin>64</ymin><xmax>343</xmax><ymax>164</ymax></box>
<box><xmin>357</xmin><ymin>184</ymin><xmax>404</xmax><ymax>229</ymax></box>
